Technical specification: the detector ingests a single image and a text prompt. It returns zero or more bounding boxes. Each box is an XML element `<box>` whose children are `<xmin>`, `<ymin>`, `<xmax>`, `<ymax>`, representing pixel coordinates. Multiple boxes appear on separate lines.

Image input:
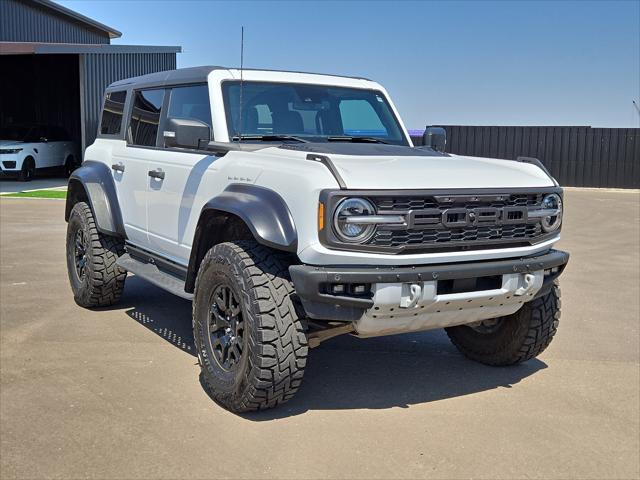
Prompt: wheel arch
<box><xmin>184</xmin><ymin>184</ymin><xmax>298</xmax><ymax>293</ymax></box>
<box><xmin>65</xmin><ymin>161</ymin><xmax>126</xmax><ymax>238</ymax></box>
<box><xmin>22</xmin><ymin>154</ymin><xmax>35</xmax><ymax>168</ymax></box>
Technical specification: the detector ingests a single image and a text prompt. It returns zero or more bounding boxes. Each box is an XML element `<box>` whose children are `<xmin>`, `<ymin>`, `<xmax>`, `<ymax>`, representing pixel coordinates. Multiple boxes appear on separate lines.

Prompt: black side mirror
<box><xmin>163</xmin><ymin>118</ymin><xmax>211</xmax><ymax>150</ymax></box>
<box><xmin>422</xmin><ymin>126</ymin><xmax>446</xmax><ymax>152</ymax></box>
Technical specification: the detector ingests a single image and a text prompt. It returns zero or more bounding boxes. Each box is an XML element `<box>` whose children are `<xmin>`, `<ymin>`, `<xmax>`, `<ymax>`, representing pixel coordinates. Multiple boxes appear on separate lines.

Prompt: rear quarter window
<box><xmin>129</xmin><ymin>89</ymin><xmax>165</xmax><ymax>147</ymax></box>
<box><xmin>100</xmin><ymin>91</ymin><xmax>127</xmax><ymax>136</ymax></box>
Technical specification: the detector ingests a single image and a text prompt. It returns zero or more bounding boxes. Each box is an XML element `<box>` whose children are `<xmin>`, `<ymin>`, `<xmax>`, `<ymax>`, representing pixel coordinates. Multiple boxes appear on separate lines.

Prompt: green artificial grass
<box><xmin>4</xmin><ymin>189</ymin><xmax>67</xmax><ymax>199</ymax></box>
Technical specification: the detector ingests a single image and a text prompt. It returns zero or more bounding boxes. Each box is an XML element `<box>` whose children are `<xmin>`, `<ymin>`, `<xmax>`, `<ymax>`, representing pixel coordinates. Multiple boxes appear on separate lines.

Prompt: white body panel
<box><xmin>326</xmin><ymin>152</ymin><xmax>554</xmax><ymax>190</ymax></box>
<box><xmin>146</xmin><ymin>149</ymin><xmax>223</xmax><ymax>261</ymax></box>
<box><xmin>108</xmin><ymin>141</ymin><xmax>151</xmax><ymax>246</ymax></box>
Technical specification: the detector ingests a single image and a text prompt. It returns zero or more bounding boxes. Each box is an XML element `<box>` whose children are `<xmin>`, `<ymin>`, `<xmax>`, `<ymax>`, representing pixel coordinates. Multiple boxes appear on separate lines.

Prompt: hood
<box><xmin>274</xmin><ymin>143</ymin><xmax>555</xmax><ymax>189</ymax></box>
<box><xmin>0</xmin><ymin>140</ymin><xmax>24</xmax><ymax>148</ymax></box>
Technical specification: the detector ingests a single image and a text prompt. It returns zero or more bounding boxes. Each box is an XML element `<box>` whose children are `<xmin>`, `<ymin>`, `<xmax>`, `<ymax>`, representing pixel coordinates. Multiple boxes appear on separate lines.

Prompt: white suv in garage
<box><xmin>0</xmin><ymin>125</ymin><xmax>77</xmax><ymax>181</ymax></box>
<box><xmin>64</xmin><ymin>66</ymin><xmax>569</xmax><ymax>413</ymax></box>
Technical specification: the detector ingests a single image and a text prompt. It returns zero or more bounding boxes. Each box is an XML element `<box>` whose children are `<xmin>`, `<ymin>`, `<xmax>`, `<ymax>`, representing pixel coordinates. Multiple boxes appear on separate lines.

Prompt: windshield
<box><xmin>0</xmin><ymin>125</ymin><xmax>34</xmax><ymax>142</ymax></box>
<box><xmin>222</xmin><ymin>81</ymin><xmax>409</xmax><ymax>146</ymax></box>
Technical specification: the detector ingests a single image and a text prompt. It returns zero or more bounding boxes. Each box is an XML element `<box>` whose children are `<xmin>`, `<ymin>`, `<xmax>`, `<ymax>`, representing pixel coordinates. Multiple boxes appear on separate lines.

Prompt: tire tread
<box><xmin>194</xmin><ymin>241</ymin><xmax>308</xmax><ymax>412</ymax></box>
<box><xmin>67</xmin><ymin>202</ymin><xmax>126</xmax><ymax>308</ymax></box>
<box><xmin>446</xmin><ymin>283</ymin><xmax>561</xmax><ymax>366</ymax></box>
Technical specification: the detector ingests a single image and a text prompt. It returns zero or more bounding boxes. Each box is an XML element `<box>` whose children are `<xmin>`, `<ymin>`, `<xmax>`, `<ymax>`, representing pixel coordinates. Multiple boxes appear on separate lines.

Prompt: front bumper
<box><xmin>0</xmin><ymin>156</ymin><xmax>20</xmax><ymax>177</ymax></box>
<box><xmin>289</xmin><ymin>249</ymin><xmax>569</xmax><ymax>330</ymax></box>
<box><xmin>0</xmin><ymin>169</ymin><xmax>19</xmax><ymax>178</ymax></box>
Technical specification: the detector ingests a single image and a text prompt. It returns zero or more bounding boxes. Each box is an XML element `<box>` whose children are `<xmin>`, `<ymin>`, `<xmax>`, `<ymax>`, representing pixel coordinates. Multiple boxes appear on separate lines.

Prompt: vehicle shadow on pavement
<box><xmin>118</xmin><ymin>276</ymin><xmax>547</xmax><ymax>418</ymax></box>
<box><xmin>244</xmin><ymin>333</ymin><xmax>547</xmax><ymax>420</ymax></box>
<box><xmin>120</xmin><ymin>276</ymin><xmax>196</xmax><ymax>357</ymax></box>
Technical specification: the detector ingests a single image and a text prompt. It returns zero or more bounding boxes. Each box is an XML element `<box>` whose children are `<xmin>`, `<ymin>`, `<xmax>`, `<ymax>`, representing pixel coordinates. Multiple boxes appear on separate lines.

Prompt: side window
<box><xmin>46</xmin><ymin>127</ymin><xmax>58</xmax><ymax>141</ymax></box>
<box><xmin>129</xmin><ymin>89</ymin><xmax>165</xmax><ymax>147</ymax></box>
<box><xmin>339</xmin><ymin>99</ymin><xmax>387</xmax><ymax>137</ymax></box>
<box><xmin>100</xmin><ymin>90</ymin><xmax>127</xmax><ymax>136</ymax></box>
<box><xmin>49</xmin><ymin>127</ymin><xmax>69</xmax><ymax>141</ymax></box>
<box><xmin>34</xmin><ymin>126</ymin><xmax>48</xmax><ymax>142</ymax></box>
<box><xmin>58</xmin><ymin>127</ymin><xmax>70</xmax><ymax>141</ymax></box>
<box><xmin>167</xmin><ymin>84</ymin><xmax>212</xmax><ymax>130</ymax></box>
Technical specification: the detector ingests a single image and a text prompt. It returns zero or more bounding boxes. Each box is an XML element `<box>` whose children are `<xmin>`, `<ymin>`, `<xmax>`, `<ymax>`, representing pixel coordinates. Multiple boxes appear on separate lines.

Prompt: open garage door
<box><xmin>1</xmin><ymin>43</ymin><xmax>178</xmax><ymax>162</ymax></box>
<box><xmin>0</xmin><ymin>54</ymin><xmax>82</xmax><ymax>164</ymax></box>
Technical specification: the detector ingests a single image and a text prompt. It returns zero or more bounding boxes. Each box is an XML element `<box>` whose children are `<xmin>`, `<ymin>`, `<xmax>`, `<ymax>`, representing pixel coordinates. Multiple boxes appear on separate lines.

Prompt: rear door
<box><xmin>145</xmin><ymin>83</ymin><xmax>218</xmax><ymax>265</ymax></box>
<box><xmin>102</xmin><ymin>89</ymin><xmax>159</xmax><ymax>247</ymax></box>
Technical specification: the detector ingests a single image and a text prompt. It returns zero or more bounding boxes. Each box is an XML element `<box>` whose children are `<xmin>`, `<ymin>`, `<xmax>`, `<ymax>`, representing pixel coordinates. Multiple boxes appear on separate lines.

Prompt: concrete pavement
<box><xmin>0</xmin><ymin>189</ymin><xmax>638</xmax><ymax>479</ymax></box>
<box><xmin>0</xmin><ymin>177</ymin><xmax>67</xmax><ymax>194</ymax></box>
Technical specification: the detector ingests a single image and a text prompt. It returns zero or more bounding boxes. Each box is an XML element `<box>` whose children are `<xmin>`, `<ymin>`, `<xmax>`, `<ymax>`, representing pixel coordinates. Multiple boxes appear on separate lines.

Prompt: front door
<box><xmin>145</xmin><ymin>84</ymin><xmax>218</xmax><ymax>265</ymax></box>
<box><xmin>147</xmin><ymin>150</ymin><xmax>219</xmax><ymax>264</ymax></box>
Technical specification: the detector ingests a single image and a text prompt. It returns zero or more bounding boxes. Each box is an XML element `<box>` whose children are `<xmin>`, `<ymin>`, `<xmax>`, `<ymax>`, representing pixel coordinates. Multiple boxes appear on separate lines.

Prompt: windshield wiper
<box><xmin>231</xmin><ymin>134</ymin><xmax>309</xmax><ymax>143</ymax></box>
<box><xmin>327</xmin><ymin>136</ymin><xmax>388</xmax><ymax>144</ymax></box>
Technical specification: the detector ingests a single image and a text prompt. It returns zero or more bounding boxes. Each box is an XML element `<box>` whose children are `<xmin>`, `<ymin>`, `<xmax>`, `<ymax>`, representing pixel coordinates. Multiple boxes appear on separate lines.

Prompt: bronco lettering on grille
<box><xmin>407</xmin><ymin>206</ymin><xmax>528</xmax><ymax>229</ymax></box>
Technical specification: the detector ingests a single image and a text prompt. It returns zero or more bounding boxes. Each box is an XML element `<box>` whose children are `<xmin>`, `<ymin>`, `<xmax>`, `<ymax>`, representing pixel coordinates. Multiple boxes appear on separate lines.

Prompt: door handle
<box><xmin>148</xmin><ymin>168</ymin><xmax>165</xmax><ymax>180</ymax></box>
<box><xmin>111</xmin><ymin>162</ymin><xmax>125</xmax><ymax>173</ymax></box>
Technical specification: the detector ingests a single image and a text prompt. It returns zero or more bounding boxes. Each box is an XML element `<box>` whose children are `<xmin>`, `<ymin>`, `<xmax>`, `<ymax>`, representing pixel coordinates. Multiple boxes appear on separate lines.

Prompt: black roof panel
<box><xmin>108</xmin><ymin>66</ymin><xmax>222</xmax><ymax>89</ymax></box>
<box><xmin>107</xmin><ymin>66</ymin><xmax>371</xmax><ymax>90</ymax></box>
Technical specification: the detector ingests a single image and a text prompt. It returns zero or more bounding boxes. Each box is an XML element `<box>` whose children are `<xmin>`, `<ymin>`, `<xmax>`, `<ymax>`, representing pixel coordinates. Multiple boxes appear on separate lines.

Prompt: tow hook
<box><xmin>515</xmin><ymin>273</ymin><xmax>536</xmax><ymax>296</ymax></box>
<box><xmin>400</xmin><ymin>283</ymin><xmax>422</xmax><ymax>308</ymax></box>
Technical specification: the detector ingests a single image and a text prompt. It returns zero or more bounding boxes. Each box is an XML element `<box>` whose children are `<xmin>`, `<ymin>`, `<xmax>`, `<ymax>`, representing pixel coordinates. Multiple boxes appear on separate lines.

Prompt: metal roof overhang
<box><xmin>0</xmin><ymin>42</ymin><xmax>181</xmax><ymax>55</ymax></box>
<box><xmin>30</xmin><ymin>0</ymin><xmax>122</xmax><ymax>39</ymax></box>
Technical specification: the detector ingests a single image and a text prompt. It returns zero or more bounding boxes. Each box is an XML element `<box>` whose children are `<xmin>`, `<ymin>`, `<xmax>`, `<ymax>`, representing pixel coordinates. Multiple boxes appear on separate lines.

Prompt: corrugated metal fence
<box><xmin>411</xmin><ymin>126</ymin><xmax>640</xmax><ymax>188</ymax></box>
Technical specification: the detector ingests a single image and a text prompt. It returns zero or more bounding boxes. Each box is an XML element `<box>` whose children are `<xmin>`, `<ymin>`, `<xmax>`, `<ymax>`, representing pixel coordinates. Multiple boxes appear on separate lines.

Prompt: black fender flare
<box><xmin>185</xmin><ymin>184</ymin><xmax>297</xmax><ymax>292</ymax></box>
<box><xmin>65</xmin><ymin>161</ymin><xmax>126</xmax><ymax>238</ymax></box>
<box><xmin>201</xmin><ymin>184</ymin><xmax>297</xmax><ymax>252</ymax></box>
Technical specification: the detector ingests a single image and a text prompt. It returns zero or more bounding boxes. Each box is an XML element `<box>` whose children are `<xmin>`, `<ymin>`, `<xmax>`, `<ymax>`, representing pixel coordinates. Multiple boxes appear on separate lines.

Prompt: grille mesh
<box><xmin>369</xmin><ymin>193</ymin><xmax>546</xmax><ymax>250</ymax></box>
<box><xmin>375</xmin><ymin>193</ymin><xmax>542</xmax><ymax>211</ymax></box>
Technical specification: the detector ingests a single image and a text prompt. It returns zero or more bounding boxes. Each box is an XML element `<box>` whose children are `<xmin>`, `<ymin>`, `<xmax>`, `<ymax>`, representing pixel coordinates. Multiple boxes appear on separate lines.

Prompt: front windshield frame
<box><xmin>221</xmin><ymin>80</ymin><xmax>410</xmax><ymax>146</ymax></box>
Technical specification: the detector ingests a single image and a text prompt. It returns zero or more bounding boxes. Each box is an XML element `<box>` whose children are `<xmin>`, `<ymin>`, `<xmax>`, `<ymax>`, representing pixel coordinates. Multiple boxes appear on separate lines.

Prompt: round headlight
<box><xmin>540</xmin><ymin>193</ymin><xmax>563</xmax><ymax>232</ymax></box>
<box><xmin>333</xmin><ymin>197</ymin><xmax>376</xmax><ymax>243</ymax></box>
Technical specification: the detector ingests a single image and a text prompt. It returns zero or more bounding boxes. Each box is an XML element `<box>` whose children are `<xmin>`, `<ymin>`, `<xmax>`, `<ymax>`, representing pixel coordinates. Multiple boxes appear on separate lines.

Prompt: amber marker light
<box><xmin>318</xmin><ymin>202</ymin><xmax>325</xmax><ymax>231</ymax></box>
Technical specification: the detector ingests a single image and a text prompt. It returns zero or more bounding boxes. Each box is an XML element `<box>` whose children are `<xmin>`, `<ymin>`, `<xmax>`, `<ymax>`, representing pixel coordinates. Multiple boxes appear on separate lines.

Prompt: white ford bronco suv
<box><xmin>65</xmin><ymin>66</ymin><xmax>569</xmax><ymax>413</ymax></box>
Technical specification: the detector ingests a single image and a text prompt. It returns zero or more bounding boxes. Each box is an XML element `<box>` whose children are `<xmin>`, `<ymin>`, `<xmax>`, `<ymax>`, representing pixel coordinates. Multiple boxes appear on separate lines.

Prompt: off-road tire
<box><xmin>445</xmin><ymin>283</ymin><xmax>561</xmax><ymax>366</ymax></box>
<box><xmin>18</xmin><ymin>157</ymin><xmax>35</xmax><ymax>182</ymax></box>
<box><xmin>193</xmin><ymin>240</ymin><xmax>308</xmax><ymax>413</ymax></box>
<box><xmin>66</xmin><ymin>202</ymin><xmax>127</xmax><ymax>308</ymax></box>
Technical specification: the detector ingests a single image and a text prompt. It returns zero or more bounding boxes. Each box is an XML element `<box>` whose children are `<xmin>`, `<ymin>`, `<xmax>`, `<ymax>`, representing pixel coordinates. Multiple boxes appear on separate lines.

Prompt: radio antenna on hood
<box><xmin>236</xmin><ymin>26</ymin><xmax>245</xmax><ymax>143</ymax></box>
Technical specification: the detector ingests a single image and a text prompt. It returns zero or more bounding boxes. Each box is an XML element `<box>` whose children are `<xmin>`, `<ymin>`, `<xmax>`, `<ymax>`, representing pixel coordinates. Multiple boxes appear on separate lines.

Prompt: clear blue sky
<box><xmin>60</xmin><ymin>0</ymin><xmax>640</xmax><ymax>128</ymax></box>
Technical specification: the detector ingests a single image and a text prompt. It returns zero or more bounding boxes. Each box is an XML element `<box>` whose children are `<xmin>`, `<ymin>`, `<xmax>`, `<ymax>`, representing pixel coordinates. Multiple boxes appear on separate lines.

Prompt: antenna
<box><xmin>633</xmin><ymin>100</ymin><xmax>640</xmax><ymax>116</ymax></box>
<box><xmin>236</xmin><ymin>26</ymin><xmax>245</xmax><ymax>142</ymax></box>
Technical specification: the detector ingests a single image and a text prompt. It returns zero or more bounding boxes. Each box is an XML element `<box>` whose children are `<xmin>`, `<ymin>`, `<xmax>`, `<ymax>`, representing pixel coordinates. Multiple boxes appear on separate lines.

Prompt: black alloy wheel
<box><xmin>18</xmin><ymin>158</ymin><xmax>35</xmax><ymax>182</ymax></box>
<box><xmin>208</xmin><ymin>284</ymin><xmax>245</xmax><ymax>371</ymax></box>
<box><xmin>74</xmin><ymin>228</ymin><xmax>88</xmax><ymax>281</ymax></box>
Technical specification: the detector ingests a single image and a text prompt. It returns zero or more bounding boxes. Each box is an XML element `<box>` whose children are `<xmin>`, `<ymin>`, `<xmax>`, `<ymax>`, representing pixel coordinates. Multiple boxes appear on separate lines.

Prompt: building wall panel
<box><xmin>0</xmin><ymin>0</ymin><xmax>109</xmax><ymax>44</ymax></box>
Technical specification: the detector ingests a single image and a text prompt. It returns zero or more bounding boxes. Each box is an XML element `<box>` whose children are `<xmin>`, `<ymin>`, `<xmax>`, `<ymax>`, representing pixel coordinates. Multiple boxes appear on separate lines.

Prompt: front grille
<box><xmin>375</xmin><ymin>193</ymin><xmax>543</xmax><ymax>211</ymax></box>
<box><xmin>373</xmin><ymin>223</ymin><xmax>542</xmax><ymax>248</ymax></box>
<box><xmin>369</xmin><ymin>192</ymin><xmax>548</xmax><ymax>252</ymax></box>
